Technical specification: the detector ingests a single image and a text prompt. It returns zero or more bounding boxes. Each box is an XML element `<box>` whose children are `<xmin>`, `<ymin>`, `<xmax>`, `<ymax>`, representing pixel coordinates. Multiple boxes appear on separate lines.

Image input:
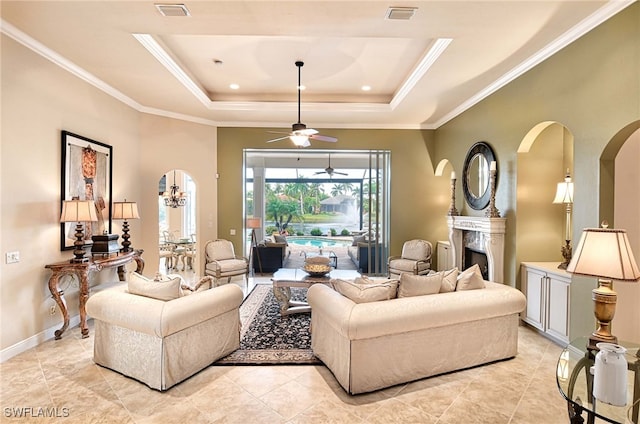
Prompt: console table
<box><xmin>45</xmin><ymin>249</ymin><xmax>144</xmax><ymax>339</ymax></box>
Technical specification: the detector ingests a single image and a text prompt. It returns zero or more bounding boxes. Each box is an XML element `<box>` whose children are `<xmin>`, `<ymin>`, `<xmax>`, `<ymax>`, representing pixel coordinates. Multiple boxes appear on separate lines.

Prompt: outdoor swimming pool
<box><xmin>287</xmin><ymin>237</ymin><xmax>352</xmax><ymax>248</ymax></box>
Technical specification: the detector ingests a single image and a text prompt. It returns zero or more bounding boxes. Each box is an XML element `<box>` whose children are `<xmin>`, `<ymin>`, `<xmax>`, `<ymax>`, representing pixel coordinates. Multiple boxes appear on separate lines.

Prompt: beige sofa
<box><xmin>307</xmin><ymin>280</ymin><xmax>526</xmax><ymax>394</ymax></box>
<box><xmin>86</xmin><ymin>282</ymin><xmax>243</xmax><ymax>391</ymax></box>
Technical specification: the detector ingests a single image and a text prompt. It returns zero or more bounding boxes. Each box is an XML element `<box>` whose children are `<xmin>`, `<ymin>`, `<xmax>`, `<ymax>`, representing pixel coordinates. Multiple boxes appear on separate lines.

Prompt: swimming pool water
<box><xmin>287</xmin><ymin>237</ymin><xmax>352</xmax><ymax>248</ymax></box>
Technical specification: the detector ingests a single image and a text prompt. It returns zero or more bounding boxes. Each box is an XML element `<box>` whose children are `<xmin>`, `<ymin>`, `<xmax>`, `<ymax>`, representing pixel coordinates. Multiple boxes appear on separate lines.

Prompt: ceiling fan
<box><xmin>266</xmin><ymin>61</ymin><xmax>338</xmax><ymax>148</ymax></box>
<box><xmin>315</xmin><ymin>154</ymin><xmax>347</xmax><ymax>177</ymax></box>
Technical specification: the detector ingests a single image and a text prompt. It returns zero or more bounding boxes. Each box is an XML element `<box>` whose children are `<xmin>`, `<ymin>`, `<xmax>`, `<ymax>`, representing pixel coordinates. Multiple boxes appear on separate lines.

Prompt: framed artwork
<box><xmin>60</xmin><ymin>131</ymin><xmax>113</xmax><ymax>250</ymax></box>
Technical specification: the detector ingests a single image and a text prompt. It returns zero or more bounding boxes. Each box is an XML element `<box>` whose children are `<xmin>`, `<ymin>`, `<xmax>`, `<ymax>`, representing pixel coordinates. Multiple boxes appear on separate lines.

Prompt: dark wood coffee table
<box><xmin>271</xmin><ymin>268</ymin><xmax>360</xmax><ymax>315</ymax></box>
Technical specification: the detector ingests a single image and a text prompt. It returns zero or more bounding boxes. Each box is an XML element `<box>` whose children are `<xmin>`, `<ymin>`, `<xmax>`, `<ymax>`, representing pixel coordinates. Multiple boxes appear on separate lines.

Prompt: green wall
<box><xmin>217</xmin><ymin>127</ymin><xmax>452</xmax><ymax>266</ymax></box>
<box><xmin>433</xmin><ymin>3</ymin><xmax>639</xmax><ymax>339</ymax></box>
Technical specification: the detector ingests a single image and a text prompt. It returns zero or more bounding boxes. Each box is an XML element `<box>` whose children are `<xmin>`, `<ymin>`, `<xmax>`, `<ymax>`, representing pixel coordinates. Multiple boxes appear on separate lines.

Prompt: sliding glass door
<box><xmin>243</xmin><ymin>149</ymin><xmax>390</xmax><ymax>275</ymax></box>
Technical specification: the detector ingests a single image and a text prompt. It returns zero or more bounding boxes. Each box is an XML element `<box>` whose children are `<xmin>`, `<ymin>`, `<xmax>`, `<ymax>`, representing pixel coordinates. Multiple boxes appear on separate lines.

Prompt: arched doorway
<box><xmin>516</xmin><ymin>121</ymin><xmax>575</xmax><ymax>270</ymax></box>
<box><xmin>158</xmin><ymin>169</ymin><xmax>197</xmax><ymax>273</ymax></box>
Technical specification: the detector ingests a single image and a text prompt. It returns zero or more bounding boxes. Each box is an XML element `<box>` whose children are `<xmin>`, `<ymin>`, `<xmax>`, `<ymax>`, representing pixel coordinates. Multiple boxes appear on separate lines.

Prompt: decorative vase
<box><xmin>593</xmin><ymin>342</ymin><xmax>627</xmax><ymax>406</ymax></box>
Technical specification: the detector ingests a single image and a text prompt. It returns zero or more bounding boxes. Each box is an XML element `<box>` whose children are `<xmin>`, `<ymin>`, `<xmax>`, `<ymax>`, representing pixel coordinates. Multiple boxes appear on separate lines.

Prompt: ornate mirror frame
<box><xmin>462</xmin><ymin>141</ymin><xmax>497</xmax><ymax>210</ymax></box>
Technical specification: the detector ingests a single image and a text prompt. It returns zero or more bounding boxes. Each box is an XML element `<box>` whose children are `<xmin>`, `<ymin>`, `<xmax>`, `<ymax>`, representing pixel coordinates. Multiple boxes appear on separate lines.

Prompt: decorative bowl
<box><xmin>303</xmin><ymin>263</ymin><xmax>332</xmax><ymax>277</ymax></box>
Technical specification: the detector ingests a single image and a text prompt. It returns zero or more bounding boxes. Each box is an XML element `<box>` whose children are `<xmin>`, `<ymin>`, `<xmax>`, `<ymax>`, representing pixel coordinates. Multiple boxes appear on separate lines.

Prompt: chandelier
<box><xmin>163</xmin><ymin>171</ymin><xmax>187</xmax><ymax>208</ymax></box>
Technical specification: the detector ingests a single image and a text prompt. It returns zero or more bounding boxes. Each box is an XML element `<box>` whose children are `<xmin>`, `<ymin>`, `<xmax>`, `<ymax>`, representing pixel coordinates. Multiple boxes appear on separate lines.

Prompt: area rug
<box><xmin>215</xmin><ymin>284</ymin><xmax>321</xmax><ymax>365</ymax></box>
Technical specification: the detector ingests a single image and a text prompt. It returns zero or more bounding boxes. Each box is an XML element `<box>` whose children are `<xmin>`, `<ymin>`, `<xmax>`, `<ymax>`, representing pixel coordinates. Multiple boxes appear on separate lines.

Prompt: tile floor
<box><xmin>1</xmin><ymin>270</ymin><xmax>574</xmax><ymax>423</ymax></box>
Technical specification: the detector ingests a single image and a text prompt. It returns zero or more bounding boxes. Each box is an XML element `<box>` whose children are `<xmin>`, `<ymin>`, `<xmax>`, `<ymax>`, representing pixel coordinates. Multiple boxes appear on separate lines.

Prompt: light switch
<box><xmin>230</xmin><ymin>229</ymin><xmax>236</xmax><ymax>235</ymax></box>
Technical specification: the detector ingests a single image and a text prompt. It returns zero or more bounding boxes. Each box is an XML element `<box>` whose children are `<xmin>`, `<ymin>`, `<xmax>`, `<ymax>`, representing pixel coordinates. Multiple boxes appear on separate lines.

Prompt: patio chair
<box><xmin>387</xmin><ymin>239</ymin><xmax>432</xmax><ymax>278</ymax></box>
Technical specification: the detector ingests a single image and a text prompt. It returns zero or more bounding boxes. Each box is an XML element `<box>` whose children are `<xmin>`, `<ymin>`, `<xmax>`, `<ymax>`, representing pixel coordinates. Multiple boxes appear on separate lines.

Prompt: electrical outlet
<box><xmin>230</xmin><ymin>229</ymin><xmax>236</xmax><ymax>235</ymax></box>
<box><xmin>5</xmin><ymin>251</ymin><xmax>20</xmax><ymax>264</ymax></box>
<box><xmin>49</xmin><ymin>305</ymin><xmax>56</xmax><ymax>316</ymax></box>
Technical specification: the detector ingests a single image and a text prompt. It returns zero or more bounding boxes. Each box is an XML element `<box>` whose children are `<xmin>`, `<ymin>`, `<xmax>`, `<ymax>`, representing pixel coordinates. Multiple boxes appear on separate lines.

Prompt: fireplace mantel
<box><xmin>447</xmin><ymin>216</ymin><xmax>506</xmax><ymax>283</ymax></box>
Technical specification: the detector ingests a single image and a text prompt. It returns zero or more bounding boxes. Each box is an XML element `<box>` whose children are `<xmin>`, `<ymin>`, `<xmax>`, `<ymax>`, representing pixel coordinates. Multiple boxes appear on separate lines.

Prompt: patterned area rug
<box><xmin>215</xmin><ymin>284</ymin><xmax>321</xmax><ymax>365</ymax></box>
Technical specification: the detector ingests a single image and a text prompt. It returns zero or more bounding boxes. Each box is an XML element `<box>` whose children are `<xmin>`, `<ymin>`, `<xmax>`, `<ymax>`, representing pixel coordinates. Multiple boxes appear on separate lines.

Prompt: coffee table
<box><xmin>272</xmin><ymin>268</ymin><xmax>360</xmax><ymax>315</ymax></box>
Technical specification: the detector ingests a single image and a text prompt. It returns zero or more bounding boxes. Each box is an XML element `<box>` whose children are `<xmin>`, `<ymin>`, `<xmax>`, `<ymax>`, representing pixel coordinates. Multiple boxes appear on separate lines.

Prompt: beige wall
<box><xmin>1</xmin><ymin>35</ymin><xmax>141</xmax><ymax>353</ymax></box>
<box><xmin>0</xmin><ymin>36</ymin><xmax>219</xmax><ymax>356</ymax></box>
<box><xmin>138</xmin><ymin>114</ymin><xmax>218</xmax><ymax>276</ymax></box>
<box><xmin>433</xmin><ymin>3</ymin><xmax>640</xmax><ymax>340</ymax></box>
<box><xmin>216</xmin><ymin>128</ymin><xmax>449</xmax><ymax>260</ymax></box>
<box><xmin>614</xmin><ymin>129</ymin><xmax>640</xmax><ymax>342</ymax></box>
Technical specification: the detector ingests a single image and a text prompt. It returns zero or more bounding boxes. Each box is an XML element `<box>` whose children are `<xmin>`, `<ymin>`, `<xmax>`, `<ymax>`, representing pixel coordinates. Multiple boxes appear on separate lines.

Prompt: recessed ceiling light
<box><xmin>229</xmin><ymin>83</ymin><xmax>239</xmax><ymax>90</ymax></box>
<box><xmin>155</xmin><ymin>4</ymin><xmax>191</xmax><ymax>17</ymax></box>
<box><xmin>361</xmin><ymin>85</ymin><xmax>372</xmax><ymax>91</ymax></box>
<box><xmin>385</xmin><ymin>7</ymin><xmax>417</xmax><ymax>20</ymax></box>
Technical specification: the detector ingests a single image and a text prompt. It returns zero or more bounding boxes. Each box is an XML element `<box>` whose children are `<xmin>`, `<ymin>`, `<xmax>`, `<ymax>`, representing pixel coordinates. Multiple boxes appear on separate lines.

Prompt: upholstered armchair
<box><xmin>204</xmin><ymin>239</ymin><xmax>249</xmax><ymax>284</ymax></box>
<box><xmin>387</xmin><ymin>239</ymin><xmax>432</xmax><ymax>278</ymax></box>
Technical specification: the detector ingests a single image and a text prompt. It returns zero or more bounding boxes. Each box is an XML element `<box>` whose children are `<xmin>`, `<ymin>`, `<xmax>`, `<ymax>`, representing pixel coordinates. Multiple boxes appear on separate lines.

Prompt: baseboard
<box><xmin>0</xmin><ymin>314</ymin><xmax>81</xmax><ymax>363</ymax></box>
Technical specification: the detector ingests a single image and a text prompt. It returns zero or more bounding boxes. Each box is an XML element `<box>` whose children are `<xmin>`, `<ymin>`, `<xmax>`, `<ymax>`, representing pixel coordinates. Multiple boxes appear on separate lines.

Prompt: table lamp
<box><xmin>112</xmin><ymin>200</ymin><xmax>140</xmax><ymax>252</ymax></box>
<box><xmin>60</xmin><ymin>198</ymin><xmax>98</xmax><ymax>262</ymax></box>
<box><xmin>566</xmin><ymin>222</ymin><xmax>640</xmax><ymax>352</ymax></box>
<box><xmin>553</xmin><ymin>171</ymin><xmax>574</xmax><ymax>269</ymax></box>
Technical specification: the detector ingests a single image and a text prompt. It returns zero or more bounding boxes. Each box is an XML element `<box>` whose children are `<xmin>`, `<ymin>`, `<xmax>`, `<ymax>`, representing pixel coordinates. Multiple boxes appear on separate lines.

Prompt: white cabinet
<box><xmin>437</xmin><ymin>241</ymin><xmax>452</xmax><ymax>271</ymax></box>
<box><xmin>521</xmin><ymin>262</ymin><xmax>571</xmax><ymax>344</ymax></box>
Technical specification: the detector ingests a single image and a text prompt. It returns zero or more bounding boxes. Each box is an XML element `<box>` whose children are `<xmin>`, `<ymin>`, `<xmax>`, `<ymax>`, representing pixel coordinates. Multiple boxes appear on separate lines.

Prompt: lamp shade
<box><xmin>553</xmin><ymin>176</ymin><xmax>574</xmax><ymax>204</ymax></box>
<box><xmin>60</xmin><ymin>199</ymin><xmax>98</xmax><ymax>223</ymax></box>
<box><xmin>246</xmin><ymin>217</ymin><xmax>262</xmax><ymax>229</ymax></box>
<box><xmin>112</xmin><ymin>201</ymin><xmax>140</xmax><ymax>220</ymax></box>
<box><xmin>567</xmin><ymin>227</ymin><xmax>640</xmax><ymax>281</ymax></box>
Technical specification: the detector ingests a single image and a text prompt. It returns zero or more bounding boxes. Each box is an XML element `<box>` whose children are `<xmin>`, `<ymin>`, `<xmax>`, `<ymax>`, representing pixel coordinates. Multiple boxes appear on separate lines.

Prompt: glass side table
<box><xmin>556</xmin><ymin>337</ymin><xmax>640</xmax><ymax>424</ymax></box>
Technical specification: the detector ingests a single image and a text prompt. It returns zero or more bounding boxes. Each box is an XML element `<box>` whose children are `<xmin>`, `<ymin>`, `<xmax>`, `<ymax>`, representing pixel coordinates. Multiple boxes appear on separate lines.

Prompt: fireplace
<box><xmin>447</xmin><ymin>216</ymin><xmax>506</xmax><ymax>283</ymax></box>
<box><xmin>464</xmin><ymin>248</ymin><xmax>489</xmax><ymax>280</ymax></box>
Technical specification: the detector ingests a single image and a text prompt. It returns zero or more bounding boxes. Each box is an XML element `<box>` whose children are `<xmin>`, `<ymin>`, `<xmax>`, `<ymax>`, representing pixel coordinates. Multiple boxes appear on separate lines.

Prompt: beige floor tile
<box><xmin>0</xmin><ymin>320</ymin><xmax>579</xmax><ymax>423</ymax></box>
<box><xmin>259</xmin><ymin>380</ymin><xmax>319</xmax><ymax>420</ymax></box>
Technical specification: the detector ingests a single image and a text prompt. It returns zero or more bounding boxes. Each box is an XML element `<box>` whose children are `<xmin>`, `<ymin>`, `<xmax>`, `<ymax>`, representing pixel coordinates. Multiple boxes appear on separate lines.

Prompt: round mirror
<box><xmin>462</xmin><ymin>142</ymin><xmax>497</xmax><ymax>210</ymax></box>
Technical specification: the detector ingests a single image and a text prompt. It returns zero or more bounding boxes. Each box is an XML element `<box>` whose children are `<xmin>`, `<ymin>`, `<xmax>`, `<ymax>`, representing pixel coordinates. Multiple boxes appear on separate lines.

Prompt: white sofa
<box><xmin>86</xmin><ymin>282</ymin><xmax>243</xmax><ymax>391</ymax></box>
<box><xmin>307</xmin><ymin>280</ymin><xmax>526</xmax><ymax>394</ymax></box>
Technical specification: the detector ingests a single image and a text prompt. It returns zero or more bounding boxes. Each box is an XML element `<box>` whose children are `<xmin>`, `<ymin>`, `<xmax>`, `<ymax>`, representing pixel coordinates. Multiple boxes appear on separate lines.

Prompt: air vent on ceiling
<box><xmin>385</xmin><ymin>7</ymin><xmax>417</xmax><ymax>20</ymax></box>
<box><xmin>155</xmin><ymin>4</ymin><xmax>191</xmax><ymax>17</ymax></box>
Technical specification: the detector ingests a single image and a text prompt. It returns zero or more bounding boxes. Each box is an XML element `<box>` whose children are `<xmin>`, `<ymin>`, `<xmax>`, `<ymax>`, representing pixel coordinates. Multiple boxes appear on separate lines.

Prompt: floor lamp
<box><xmin>247</xmin><ymin>217</ymin><xmax>262</xmax><ymax>274</ymax></box>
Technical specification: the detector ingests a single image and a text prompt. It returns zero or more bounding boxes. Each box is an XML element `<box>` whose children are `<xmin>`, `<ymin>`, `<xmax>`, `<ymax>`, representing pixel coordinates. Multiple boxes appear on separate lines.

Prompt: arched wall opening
<box><xmin>516</xmin><ymin>121</ymin><xmax>574</xmax><ymax>285</ymax></box>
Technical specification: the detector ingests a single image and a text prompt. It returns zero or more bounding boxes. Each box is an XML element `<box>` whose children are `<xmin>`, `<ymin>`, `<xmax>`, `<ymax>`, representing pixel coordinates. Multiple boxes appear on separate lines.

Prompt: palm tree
<box><xmin>284</xmin><ymin>181</ymin><xmax>309</xmax><ymax>215</ymax></box>
<box><xmin>330</xmin><ymin>182</ymin><xmax>354</xmax><ymax>197</ymax></box>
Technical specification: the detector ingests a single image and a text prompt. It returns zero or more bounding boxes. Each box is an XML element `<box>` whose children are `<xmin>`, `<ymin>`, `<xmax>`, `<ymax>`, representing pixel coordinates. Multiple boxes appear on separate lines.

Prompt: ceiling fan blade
<box><xmin>310</xmin><ymin>134</ymin><xmax>338</xmax><ymax>142</ymax></box>
<box><xmin>266</xmin><ymin>130</ymin><xmax>290</xmax><ymax>135</ymax></box>
<box><xmin>334</xmin><ymin>171</ymin><xmax>348</xmax><ymax>176</ymax></box>
<box><xmin>266</xmin><ymin>136</ymin><xmax>290</xmax><ymax>143</ymax></box>
<box><xmin>314</xmin><ymin>171</ymin><xmax>327</xmax><ymax>175</ymax></box>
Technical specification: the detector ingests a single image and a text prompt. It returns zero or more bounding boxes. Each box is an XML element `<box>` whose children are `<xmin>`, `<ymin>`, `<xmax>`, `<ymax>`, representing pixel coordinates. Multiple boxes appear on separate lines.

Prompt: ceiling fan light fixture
<box><xmin>289</xmin><ymin>134</ymin><xmax>309</xmax><ymax>146</ymax></box>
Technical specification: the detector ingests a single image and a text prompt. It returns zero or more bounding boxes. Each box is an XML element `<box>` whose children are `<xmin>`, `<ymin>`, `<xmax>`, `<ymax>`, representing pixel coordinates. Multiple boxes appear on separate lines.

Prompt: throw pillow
<box><xmin>274</xmin><ymin>234</ymin><xmax>288</xmax><ymax>245</ymax></box>
<box><xmin>456</xmin><ymin>264</ymin><xmax>486</xmax><ymax>291</ymax></box>
<box><xmin>439</xmin><ymin>268</ymin><xmax>459</xmax><ymax>293</ymax></box>
<box><xmin>128</xmin><ymin>272</ymin><xmax>182</xmax><ymax>301</ymax></box>
<box><xmin>351</xmin><ymin>235</ymin><xmax>366</xmax><ymax>246</ymax></box>
<box><xmin>331</xmin><ymin>278</ymin><xmax>398</xmax><ymax>303</ymax></box>
<box><xmin>398</xmin><ymin>273</ymin><xmax>442</xmax><ymax>298</ymax></box>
